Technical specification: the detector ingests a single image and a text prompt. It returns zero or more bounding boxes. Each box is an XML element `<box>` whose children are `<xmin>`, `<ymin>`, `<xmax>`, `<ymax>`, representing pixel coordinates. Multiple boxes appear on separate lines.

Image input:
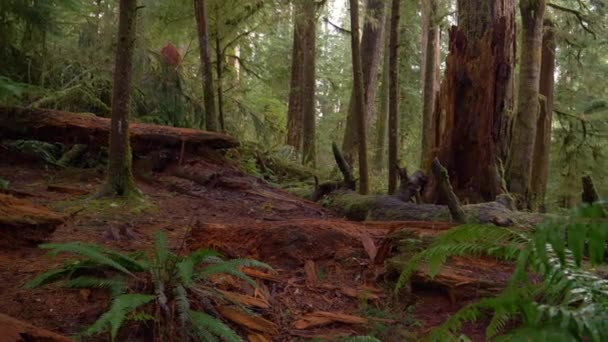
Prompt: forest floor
<box><xmin>0</xmin><ymin>149</ymin><xmax>496</xmax><ymax>341</ymax></box>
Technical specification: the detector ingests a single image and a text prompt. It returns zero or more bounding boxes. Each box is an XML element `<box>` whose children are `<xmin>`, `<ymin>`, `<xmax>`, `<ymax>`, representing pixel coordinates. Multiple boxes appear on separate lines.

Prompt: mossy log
<box><xmin>325</xmin><ymin>190</ymin><xmax>545</xmax><ymax>227</ymax></box>
<box><xmin>0</xmin><ymin>106</ymin><xmax>238</xmax><ymax>152</ymax></box>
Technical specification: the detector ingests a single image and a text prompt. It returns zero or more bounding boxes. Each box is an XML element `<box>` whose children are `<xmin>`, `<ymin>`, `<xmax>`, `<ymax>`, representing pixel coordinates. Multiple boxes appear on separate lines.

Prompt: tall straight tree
<box><xmin>387</xmin><ymin>0</ymin><xmax>400</xmax><ymax>194</ymax></box>
<box><xmin>194</xmin><ymin>0</ymin><xmax>217</xmax><ymax>131</ymax></box>
<box><xmin>100</xmin><ymin>0</ymin><xmax>139</xmax><ymax>197</ymax></box>
<box><xmin>300</xmin><ymin>0</ymin><xmax>317</xmax><ymax>167</ymax></box>
<box><xmin>530</xmin><ymin>19</ymin><xmax>555</xmax><ymax>212</ymax></box>
<box><xmin>350</xmin><ymin>0</ymin><xmax>369</xmax><ymax>195</ymax></box>
<box><xmin>426</xmin><ymin>0</ymin><xmax>516</xmax><ymax>203</ymax></box>
<box><xmin>342</xmin><ymin>0</ymin><xmax>387</xmax><ymax>164</ymax></box>
<box><xmin>286</xmin><ymin>3</ymin><xmax>304</xmax><ymax>152</ymax></box>
<box><xmin>419</xmin><ymin>0</ymin><xmax>441</xmax><ymax>171</ymax></box>
<box><xmin>507</xmin><ymin>0</ymin><xmax>546</xmax><ymax>209</ymax></box>
<box><xmin>373</xmin><ymin>12</ymin><xmax>391</xmax><ymax>172</ymax></box>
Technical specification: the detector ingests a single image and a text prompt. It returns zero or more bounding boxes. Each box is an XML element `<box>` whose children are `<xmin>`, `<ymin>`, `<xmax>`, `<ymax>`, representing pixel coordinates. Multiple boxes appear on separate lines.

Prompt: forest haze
<box><xmin>1</xmin><ymin>0</ymin><xmax>608</xmax><ymax>341</ymax></box>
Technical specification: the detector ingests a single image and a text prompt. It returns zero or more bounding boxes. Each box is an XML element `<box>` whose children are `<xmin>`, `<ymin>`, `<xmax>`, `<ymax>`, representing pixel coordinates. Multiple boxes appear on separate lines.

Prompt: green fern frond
<box><xmin>63</xmin><ymin>276</ymin><xmax>127</xmax><ymax>297</ymax></box>
<box><xmin>85</xmin><ymin>293</ymin><xmax>155</xmax><ymax>341</ymax></box>
<box><xmin>189</xmin><ymin>310</ymin><xmax>242</xmax><ymax>342</ymax></box>
<box><xmin>339</xmin><ymin>337</ymin><xmax>383</xmax><ymax>342</ymax></box>
<box><xmin>153</xmin><ymin>231</ymin><xmax>171</xmax><ymax>269</ymax></box>
<box><xmin>176</xmin><ymin>249</ymin><xmax>223</xmax><ymax>286</ymax></box>
<box><xmin>39</xmin><ymin>242</ymin><xmax>135</xmax><ymax>276</ymax></box>
<box><xmin>24</xmin><ymin>268</ymin><xmax>73</xmax><ymax>289</ymax></box>
<box><xmin>174</xmin><ymin>285</ymin><xmax>190</xmax><ymax>329</ymax></box>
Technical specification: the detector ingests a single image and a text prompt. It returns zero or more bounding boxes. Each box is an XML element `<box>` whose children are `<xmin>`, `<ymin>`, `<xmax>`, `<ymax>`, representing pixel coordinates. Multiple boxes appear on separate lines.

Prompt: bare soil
<box><xmin>0</xmin><ymin>149</ymin><xmax>507</xmax><ymax>341</ymax></box>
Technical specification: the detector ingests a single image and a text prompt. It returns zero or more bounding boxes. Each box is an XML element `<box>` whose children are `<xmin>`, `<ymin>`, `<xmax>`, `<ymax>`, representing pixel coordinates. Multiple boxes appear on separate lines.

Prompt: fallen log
<box><xmin>325</xmin><ymin>190</ymin><xmax>546</xmax><ymax>227</ymax></box>
<box><xmin>0</xmin><ymin>106</ymin><xmax>239</xmax><ymax>152</ymax></box>
<box><xmin>0</xmin><ymin>313</ymin><xmax>71</xmax><ymax>342</ymax></box>
<box><xmin>0</xmin><ymin>193</ymin><xmax>65</xmax><ymax>246</ymax></box>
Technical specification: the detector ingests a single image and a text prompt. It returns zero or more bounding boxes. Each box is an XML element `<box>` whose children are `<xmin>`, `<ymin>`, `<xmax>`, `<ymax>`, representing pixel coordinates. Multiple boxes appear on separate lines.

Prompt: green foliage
<box><xmin>26</xmin><ymin>231</ymin><xmax>272</xmax><ymax>341</ymax></box>
<box><xmin>0</xmin><ymin>177</ymin><xmax>8</xmax><ymax>190</ymax></box>
<box><xmin>397</xmin><ymin>204</ymin><xmax>608</xmax><ymax>340</ymax></box>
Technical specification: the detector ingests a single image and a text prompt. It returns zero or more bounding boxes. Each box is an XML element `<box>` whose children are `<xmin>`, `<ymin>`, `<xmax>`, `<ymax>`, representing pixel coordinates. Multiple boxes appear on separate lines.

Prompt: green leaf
<box><xmin>40</xmin><ymin>242</ymin><xmax>135</xmax><ymax>276</ymax></box>
<box><xmin>566</xmin><ymin>223</ymin><xmax>587</xmax><ymax>266</ymax></box>
<box><xmin>85</xmin><ymin>293</ymin><xmax>155</xmax><ymax>341</ymax></box>
<box><xmin>588</xmin><ymin>222</ymin><xmax>608</xmax><ymax>264</ymax></box>
<box><xmin>24</xmin><ymin>268</ymin><xmax>73</xmax><ymax>288</ymax></box>
<box><xmin>189</xmin><ymin>310</ymin><xmax>242</xmax><ymax>342</ymax></box>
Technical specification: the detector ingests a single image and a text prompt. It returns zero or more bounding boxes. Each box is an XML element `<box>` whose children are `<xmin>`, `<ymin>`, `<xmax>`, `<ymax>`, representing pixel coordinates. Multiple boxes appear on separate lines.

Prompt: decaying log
<box><xmin>431</xmin><ymin>158</ymin><xmax>466</xmax><ymax>223</ymax></box>
<box><xmin>325</xmin><ymin>190</ymin><xmax>545</xmax><ymax>227</ymax></box>
<box><xmin>0</xmin><ymin>107</ymin><xmax>238</xmax><ymax>152</ymax></box>
<box><xmin>0</xmin><ymin>313</ymin><xmax>72</xmax><ymax>342</ymax></box>
<box><xmin>0</xmin><ymin>193</ymin><xmax>65</xmax><ymax>245</ymax></box>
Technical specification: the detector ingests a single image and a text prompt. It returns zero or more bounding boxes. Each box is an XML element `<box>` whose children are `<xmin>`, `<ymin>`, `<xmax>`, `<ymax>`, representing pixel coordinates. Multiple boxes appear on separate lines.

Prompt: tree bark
<box><xmin>530</xmin><ymin>19</ymin><xmax>555</xmax><ymax>212</ymax></box>
<box><xmin>507</xmin><ymin>0</ymin><xmax>546</xmax><ymax>209</ymax></box>
<box><xmin>426</xmin><ymin>0</ymin><xmax>516</xmax><ymax>204</ymax></box>
<box><xmin>194</xmin><ymin>0</ymin><xmax>218</xmax><ymax>131</ymax></box>
<box><xmin>342</xmin><ymin>0</ymin><xmax>387</xmax><ymax>165</ymax></box>
<box><xmin>101</xmin><ymin>0</ymin><xmax>139</xmax><ymax>197</ymax></box>
<box><xmin>215</xmin><ymin>33</ymin><xmax>225</xmax><ymax>132</ymax></box>
<box><xmin>419</xmin><ymin>0</ymin><xmax>441</xmax><ymax>171</ymax></box>
<box><xmin>387</xmin><ymin>0</ymin><xmax>401</xmax><ymax>194</ymax></box>
<box><xmin>350</xmin><ymin>0</ymin><xmax>370</xmax><ymax>195</ymax></box>
<box><xmin>301</xmin><ymin>0</ymin><xmax>317</xmax><ymax>167</ymax></box>
<box><xmin>286</xmin><ymin>4</ymin><xmax>304</xmax><ymax>152</ymax></box>
<box><xmin>373</xmin><ymin>14</ymin><xmax>391</xmax><ymax>172</ymax></box>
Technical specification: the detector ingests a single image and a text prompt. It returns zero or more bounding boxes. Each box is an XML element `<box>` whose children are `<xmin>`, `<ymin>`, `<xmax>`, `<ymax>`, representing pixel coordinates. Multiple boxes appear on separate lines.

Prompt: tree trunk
<box><xmin>350</xmin><ymin>0</ymin><xmax>370</xmax><ymax>195</ymax></box>
<box><xmin>342</xmin><ymin>0</ymin><xmax>387</xmax><ymax>165</ymax></box>
<box><xmin>101</xmin><ymin>0</ymin><xmax>139</xmax><ymax>197</ymax></box>
<box><xmin>286</xmin><ymin>4</ymin><xmax>304</xmax><ymax>152</ymax></box>
<box><xmin>373</xmin><ymin>14</ymin><xmax>391</xmax><ymax>173</ymax></box>
<box><xmin>215</xmin><ymin>33</ymin><xmax>225</xmax><ymax>132</ymax></box>
<box><xmin>507</xmin><ymin>0</ymin><xmax>546</xmax><ymax>209</ymax></box>
<box><xmin>301</xmin><ymin>0</ymin><xmax>317</xmax><ymax>167</ymax></box>
<box><xmin>419</xmin><ymin>0</ymin><xmax>441</xmax><ymax>171</ymax></box>
<box><xmin>530</xmin><ymin>19</ymin><xmax>555</xmax><ymax>212</ymax></box>
<box><xmin>194</xmin><ymin>0</ymin><xmax>218</xmax><ymax>131</ymax></box>
<box><xmin>387</xmin><ymin>0</ymin><xmax>401</xmax><ymax>194</ymax></box>
<box><xmin>426</xmin><ymin>0</ymin><xmax>516</xmax><ymax>203</ymax></box>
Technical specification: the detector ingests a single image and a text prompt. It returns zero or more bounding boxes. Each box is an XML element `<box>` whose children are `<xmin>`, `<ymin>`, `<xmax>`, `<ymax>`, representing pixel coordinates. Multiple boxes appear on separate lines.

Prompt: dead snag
<box><xmin>581</xmin><ymin>175</ymin><xmax>602</xmax><ymax>206</ymax></box>
<box><xmin>312</xmin><ymin>143</ymin><xmax>356</xmax><ymax>201</ymax></box>
<box><xmin>396</xmin><ymin>166</ymin><xmax>428</xmax><ymax>203</ymax></box>
<box><xmin>431</xmin><ymin>158</ymin><xmax>466</xmax><ymax>223</ymax></box>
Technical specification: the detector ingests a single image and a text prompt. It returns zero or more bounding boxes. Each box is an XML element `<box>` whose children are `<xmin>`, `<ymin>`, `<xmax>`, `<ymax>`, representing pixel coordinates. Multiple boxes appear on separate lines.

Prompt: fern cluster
<box><xmin>397</xmin><ymin>204</ymin><xmax>608</xmax><ymax>341</ymax></box>
<box><xmin>26</xmin><ymin>231</ymin><xmax>272</xmax><ymax>341</ymax></box>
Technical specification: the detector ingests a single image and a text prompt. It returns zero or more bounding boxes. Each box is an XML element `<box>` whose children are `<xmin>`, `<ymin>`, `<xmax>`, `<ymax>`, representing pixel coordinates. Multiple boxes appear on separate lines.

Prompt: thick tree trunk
<box><xmin>507</xmin><ymin>0</ymin><xmax>546</xmax><ymax>209</ymax></box>
<box><xmin>530</xmin><ymin>19</ymin><xmax>555</xmax><ymax>212</ymax></box>
<box><xmin>373</xmin><ymin>15</ymin><xmax>391</xmax><ymax>173</ymax></box>
<box><xmin>350</xmin><ymin>0</ymin><xmax>370</xmax><ymax>195</ymax></box>
<box><xmin>286</xmin><ymin>5</ymin><xmax>304</xmax><ymax>152</ymax></box>
<box><xmin>426</xmin><ymin>0</ymin><xmax>516</xmax><ymax>204</ymax></box>
<box><xmin>419</xmin><ymin>0</ymin><xmax>441</xmax><ymax>171</ymax></box>
<box><xmin>342</xmin><ymin>0</ymin><xmax>387</xmax><ymax>165</ymax></box>
<box><xmin>301</xmin><ymin>0</ymin><xmax>317</xmax><ymax>167</ymax></box>
<box><xmin>101</xmin><ymin>0</ymin><xmax>139</xmax><ymax>197</ymax></box>
<box><xmin>387</xmin><ymin>0</ymin><xmax>401</xmax><ymax>194</ymax></box>
<box><xmin>194</xmin><ymin>0</ymin><xmax>218</xmax><ymax>131</ymax></box>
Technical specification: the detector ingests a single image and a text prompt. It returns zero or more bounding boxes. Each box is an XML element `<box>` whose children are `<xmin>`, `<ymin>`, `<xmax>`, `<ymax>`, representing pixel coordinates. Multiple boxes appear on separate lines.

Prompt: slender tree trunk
<box><xmin>301</xmin><ymin>0</ymin><xmax>317</xmax><ymax>167</ymax></box>
<box><xmin>215</xmin><ymin>30</ymin><xmax>225</xmax><ymax>131</ymax></box>
<box><xmin>194</xmin><ymin>0</ymin><xmax>217</xmax><ymax>131</ymax></box>
<box><xmin>101</xmin><ymin>0</ymin><xmax>138</xmax><ymax>197</ymax></box>
<box><xmin>419</xmin><ymin>0</ymin><xmax>441</xmax><ymax>171</ymax></box>
<box><xmin>426</xmin><ymin>0</ymin><xmax>516</xmax><ymax>203</ymax></box>
<box><xmin>342</xmin><ymin>0</ymin><xmax>387</xmax><ymax>165</ymax></box>
<box><xmin>530</xmin><ymin>19</ymin><xmax>555</xmax><ymax>212</ymax></box>
<box><xmin>373</xmin><ymin>14</ymin><xmax>391</xmax><ymax>172</ymax></box>
<box><xmin>286</xmin><ymin>4</ymin><xmax>304</xmax><ymax>152</ymax></box>
<box><xmin>387</xmin><ymin>0</ymin><xmax>401</xmax><ymax>194</ymax></box>
<box><xmin>507</xmin><ymin>0</ymin><xmax>546</xmax><ymax>209</ymax></box>
<box><xmin>350</xmin><ymin>0</ymin><xmax>370</xmax><ymax>195</ymax></box>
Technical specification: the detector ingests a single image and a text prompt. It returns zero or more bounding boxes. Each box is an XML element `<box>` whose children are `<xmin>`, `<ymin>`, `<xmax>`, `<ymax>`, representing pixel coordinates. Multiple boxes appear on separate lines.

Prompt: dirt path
<box><xmin>0</xmin><ymin>151</ymin><xmax>495</xmax><ymax>341</ymax></box>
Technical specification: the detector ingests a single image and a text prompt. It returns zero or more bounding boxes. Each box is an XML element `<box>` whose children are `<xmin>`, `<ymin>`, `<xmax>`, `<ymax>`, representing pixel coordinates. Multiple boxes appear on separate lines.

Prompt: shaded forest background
<box><xmin>1</xmin><ymin>0</ymin><xmax>607</xmax><ymax>211</ymax></box>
